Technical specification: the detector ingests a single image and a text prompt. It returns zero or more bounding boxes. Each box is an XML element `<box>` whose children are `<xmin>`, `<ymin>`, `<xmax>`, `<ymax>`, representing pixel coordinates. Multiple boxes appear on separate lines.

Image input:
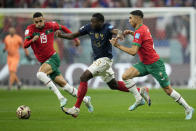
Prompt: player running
<box><xmin>110</xmin><ymin>10</ymin><xmax>194</xmax><ymax>120</ymax></box>
<box><xmin>24</xmin><ymin>12</ymin><xmax>93</xmax><ymax>112</ymax></box>
<box><xmin>56</xmin><ymin>13</ymin><xmax>151</xmax><ymax>117</ymax></box>
<box><xmin>4</xmin><ymin>27</ymin><xmax>29</xmax><ymax>90</ymax></box>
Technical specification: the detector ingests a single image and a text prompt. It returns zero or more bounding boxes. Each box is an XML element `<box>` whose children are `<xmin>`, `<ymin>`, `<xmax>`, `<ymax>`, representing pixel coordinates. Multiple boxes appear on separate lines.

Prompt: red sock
<box><xmin>118</xmin><ymin>81</ymin><xmax>140</xmax><ymax>93</ymax></box>
<box><xmin>117</xmin><ymin>81</ymin><xmax>129</xmax><ymax>92</ymax></box>
<box><xmin>75</xmin><ymin>82</ymin><xmax>88</xmax><ymax>108</ymax></box>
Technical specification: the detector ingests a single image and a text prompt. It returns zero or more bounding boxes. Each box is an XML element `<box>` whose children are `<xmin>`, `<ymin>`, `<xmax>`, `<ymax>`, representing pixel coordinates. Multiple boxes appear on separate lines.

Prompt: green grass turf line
<box><xmin>0</xmin><ymin>88</ymin><xmax>195</xmax><ymax>131</ymax></box>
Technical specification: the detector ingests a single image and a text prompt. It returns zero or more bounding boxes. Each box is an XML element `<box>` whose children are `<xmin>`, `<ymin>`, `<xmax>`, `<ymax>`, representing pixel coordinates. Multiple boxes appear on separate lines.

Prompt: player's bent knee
<box><xmin>163</xmin><ymin>86</ymin><xmax>172</xmax><ymax>95</ymax></box>
<box><xmin>36</xmin><ymin>72</ymin><xmax>46</xmax><ymax>81</ymax></box>
<box><xmin>122</xmin><ymin>74</ymin><xmax>130</xmax><ymax>80</ymax></box>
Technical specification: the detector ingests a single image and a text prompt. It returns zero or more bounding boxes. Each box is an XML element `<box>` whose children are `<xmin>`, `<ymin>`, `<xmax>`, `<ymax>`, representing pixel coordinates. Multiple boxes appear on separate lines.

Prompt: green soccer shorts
<box><xmin>42</xmin><ymin>53</ymin><xmax>61</xmax><ymax>80</ymax></box>
<box><xmin>133</xmin><ymin>59</ymin><xmax>170</xmax><ymax>88</ymax></box>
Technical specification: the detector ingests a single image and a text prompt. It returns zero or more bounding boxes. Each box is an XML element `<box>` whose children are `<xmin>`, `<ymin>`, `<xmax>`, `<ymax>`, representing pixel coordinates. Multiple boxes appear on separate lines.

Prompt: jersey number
<box><xmin>40</xmin><ymin>33</ymin><xmax>47</xmax><ymax>43</ymax></box>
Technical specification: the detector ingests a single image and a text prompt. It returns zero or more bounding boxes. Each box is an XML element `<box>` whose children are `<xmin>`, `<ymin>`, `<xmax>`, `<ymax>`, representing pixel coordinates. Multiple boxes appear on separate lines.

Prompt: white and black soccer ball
<box><xmin>16</xmin><ymin>105</ymin><xmax>31</xmax><ymax>119</ymax></box>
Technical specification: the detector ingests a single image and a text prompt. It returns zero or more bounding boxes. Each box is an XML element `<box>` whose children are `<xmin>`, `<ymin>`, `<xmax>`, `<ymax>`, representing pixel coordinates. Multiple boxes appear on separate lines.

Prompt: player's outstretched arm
<box><xmin>123</xmin><ymin>30</ymin><xmax>135</xmax><ymax>36</ymax></box>
<box><xmin>111</xmin><ymin>29</ymin><xmax>124</xmax><ymax>41</ymax></box>
<box><xmin>61</xmin><ymin>25</ymin><xmax>80</xmax><ymax>45</ymax></box>
<box><xmin>55</xmin><ymin>31</ymin><xmax>80</xmax><ymax>40</ymax></box>
<box><xmin>110</xmin><ymin>38</ymin><xmax>139</xmax><ymax>56</ymax></box>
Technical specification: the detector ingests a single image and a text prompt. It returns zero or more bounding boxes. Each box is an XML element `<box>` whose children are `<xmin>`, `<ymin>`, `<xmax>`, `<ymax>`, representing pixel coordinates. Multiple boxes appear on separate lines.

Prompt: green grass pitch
<box><xmin>0</xmin><ymin>87</ymin><xmax>195</xmax><ymax>131</ymax></box>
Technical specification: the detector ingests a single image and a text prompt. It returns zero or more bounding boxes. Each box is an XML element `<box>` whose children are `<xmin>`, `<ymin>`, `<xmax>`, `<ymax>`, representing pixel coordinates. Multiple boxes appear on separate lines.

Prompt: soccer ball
<box><xmin>16</xmin><ymin>105</ymin><xmax>31</xmax><ymax>119</ymax></box>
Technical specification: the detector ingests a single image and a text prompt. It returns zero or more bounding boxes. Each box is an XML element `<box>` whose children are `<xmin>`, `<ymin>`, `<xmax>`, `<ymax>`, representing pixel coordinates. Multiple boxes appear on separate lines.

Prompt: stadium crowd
<box><xmin>0</xmin><ymin>0</ymin><xmax>192</xmax><ymax>65</ymax></box>
<box><xmin>0</xmin><ymin>0</ymin><xmax>195</xmax><ymax>8</ymax></box>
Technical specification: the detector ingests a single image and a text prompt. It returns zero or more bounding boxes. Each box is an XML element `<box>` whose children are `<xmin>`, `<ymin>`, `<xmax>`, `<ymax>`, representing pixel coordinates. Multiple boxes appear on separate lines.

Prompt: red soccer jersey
<box><xmin>132</xmin><ymin>24</ymin><xmax>160</xmax><ymax>64</ymax></box>
<box><xmin>24</xmin><ymin>22</ymin><xmax>63</xmax><ymax>63</ymax></box>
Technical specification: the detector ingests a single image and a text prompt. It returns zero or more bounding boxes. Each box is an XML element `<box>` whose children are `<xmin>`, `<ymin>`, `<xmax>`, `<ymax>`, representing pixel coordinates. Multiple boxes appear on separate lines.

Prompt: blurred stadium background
<box><xmin>0</xmin><ymin>0</ymin><xmax>196</xmax><ymax>89</ymax></box>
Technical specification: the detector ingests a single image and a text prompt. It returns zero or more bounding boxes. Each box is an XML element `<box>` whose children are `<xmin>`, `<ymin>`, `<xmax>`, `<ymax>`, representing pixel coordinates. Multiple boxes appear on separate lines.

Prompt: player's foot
<box><xmin>84</xmin><ymin>96</ymin><xmax>94</xmax><ymax>112</ymax></box>
<box><xmin>140</xmin><ymin>87</ymin><xmax>151</xmax><ymax>106</ymax></box>
<box><xmin>61</xmin><ymin>106</ymin><xmax>80</xmax><ymax>118</ymax></box>
<box><xmin>60</xmin><ymin>98</ymin><xmax>67</xmax><ymax>107</ymax></box>
<box><xmin>17</xmin><ymin>82</ymin><xmax>22</xmax><ymax>90</ymax></box>
<box><xmin>129</xmin><ymin>98</ymin><xmax>145</xmax><ymax>111</ymax></box>
<box><xmin>185</xmin><ymin>107</ymin><xmax>194</xmax><ymax>120</ymax></box>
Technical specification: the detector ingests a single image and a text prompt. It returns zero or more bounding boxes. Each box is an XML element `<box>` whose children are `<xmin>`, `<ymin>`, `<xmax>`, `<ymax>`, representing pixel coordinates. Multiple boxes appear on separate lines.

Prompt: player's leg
<box><xmin>107</xmin><ymin>79</ymin><xmax>151</xmax><ymax>106</ymax></box>
<box><xmin>107</xmin><ymin>78</ymin><xmax>129</xmax><ymax>92</ymax></box>
<box><xmin>122</xmin><ymin>66</ymin><xmax>145</xmax><ymax>111</ymax></box>
<box><xmin>12</xmin><ymin>58</ymin><xmax>22</xmax><ymax>90</ymax></box>
<box><xmin>63</xmin><ymin>58</ymin><xmax>111</xmax><ymax>117</ymax></box>
<box><xmin>150</xmin><ymin>59</ymin><xmax>194</xmax><ymax>120</ymax></box>
<box><xmin>8</xmin><ymin>71</ymin><xmax>15</xmax><ymax>90</ymax></box>
<box><xmin>62</xmin><ymin>70</ymin><xmax>93</xmax><ymax>117</ymax></box>
<box><xmin>54</xmin><ymin>74</ymin><xmax>93</xmax><ymax>112</ymax></box>
<box><xmin>163</xmin><ymin>85</ymin><xmax>194</xmax><ymax>120</ymax></box>
<box><xmin>37</xmin><ymin>62</ymin><xmax>65</xmax><ymax>107</ymax></box>
<box><xmin>7</xmin><ymin>57</ymin><xmax>13</xmax><ymax>90</ymax></box>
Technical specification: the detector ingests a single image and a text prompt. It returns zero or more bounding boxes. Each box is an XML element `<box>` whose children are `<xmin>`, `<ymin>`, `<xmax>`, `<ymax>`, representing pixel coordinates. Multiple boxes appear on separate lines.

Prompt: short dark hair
<box><xmin>130</xmin><ymin>10</ymin><xmax>143</xmax><ymax>18</ymax></box>
<box><xmin>92</xmin><ymin>13</ymin><xmax>104</xmax><ymax>22</ymax></box>
<box><xmin>33</xmin><ymin>12</ymin><xmax>43</xmax><ymax>18</ymax></box>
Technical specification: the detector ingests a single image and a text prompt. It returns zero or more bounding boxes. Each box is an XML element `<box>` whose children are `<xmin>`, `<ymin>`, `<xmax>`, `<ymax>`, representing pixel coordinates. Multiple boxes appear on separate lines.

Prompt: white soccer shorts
<box><xmin>88</xmin><ymin>57</ymin><xmax>115</xmax><ymax>83</ymax></box>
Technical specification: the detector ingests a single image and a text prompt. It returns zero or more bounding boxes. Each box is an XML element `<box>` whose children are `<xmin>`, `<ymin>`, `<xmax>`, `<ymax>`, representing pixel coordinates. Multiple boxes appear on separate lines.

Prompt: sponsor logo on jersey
<box><xmin>135</xmin><ymin>33</ymin><xmax>140</xmax><ymax>39</ymax></box>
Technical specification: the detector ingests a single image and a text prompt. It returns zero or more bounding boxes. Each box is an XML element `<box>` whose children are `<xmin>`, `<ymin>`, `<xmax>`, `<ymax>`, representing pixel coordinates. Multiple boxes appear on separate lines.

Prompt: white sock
<box><xmin>37</xmin><ymin>72</ymin><xmax>64</xmax><ymax>100</ymax></box>
<box><xmin>124</xmin><ymin>79</ymin><xmax>142</xmax><ymax>101</ymax></box>
<box><xmin>62</xmin><ymin>83</ymin><xmax>89</xmax><ymax>103</ymax></box>
<box><xmin>170</xmin><ymin>89</ymin><xmax>191</xmax><ymax>110</ymax></box>
<box><xmin>63</xmin><ymin>83</ymin><xmax>77</xmax><ymax>97</ymax></box>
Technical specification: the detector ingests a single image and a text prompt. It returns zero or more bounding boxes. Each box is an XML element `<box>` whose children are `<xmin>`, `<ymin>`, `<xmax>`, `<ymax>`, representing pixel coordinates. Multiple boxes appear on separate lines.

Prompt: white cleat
<box><xmin>61</xmin><ymin>106</ymin><xmax>80</xmax><ymax>118</ymax></box>
<box><xmin>60</xmin><ymin>98</ymin><xmax>67</xmax><ymax>107</ymax></box>
<box><xmin>140</xmin><ymin>87</ymin><xmax>151</xmax><ymax>106</ymax></box>
<box><xmin>185</xmin><ymin>107</ymin><xmax>194</xmax><ymax>120</ymax></box>
<box><xmin>84</xmin><ymin>96</ymin><xmax>94</xmax><ymax>112</ymax></box>
<box><xmin>129</xmin><ymin>98</ymin><xmax>145</xmax><ymax>111</ymax></box>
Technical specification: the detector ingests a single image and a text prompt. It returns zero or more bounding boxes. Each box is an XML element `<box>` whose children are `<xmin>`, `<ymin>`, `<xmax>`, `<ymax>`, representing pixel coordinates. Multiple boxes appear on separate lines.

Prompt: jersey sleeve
<box><xmin>79</xmin><ymin>24</ymin><xmax>88</xmax><ymax>36</ymax></box>
<box><xmin>132</xmin><ymin>30</ymin><xmax>142</xmax><ymax>47</ymax></box>
<box><xmin>24</xmin><ymin>27</ymin><xmax>33</xmax><ymax>40</ymax></box>
<box><xmin>50</xmin><ymin>21</ymin><xmax>61</xmax><ymax>31</ymax></box>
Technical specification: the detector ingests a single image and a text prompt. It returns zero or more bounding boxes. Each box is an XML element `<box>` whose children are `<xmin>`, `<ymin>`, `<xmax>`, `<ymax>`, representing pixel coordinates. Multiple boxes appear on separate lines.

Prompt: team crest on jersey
<box><xmin>95</xmin><ymin>33</ymin><xmax>99</xmax><ymax>39</ymax></box>
<box><xmin>100</xmin><ymin>34</ymin><xmax>104</xmax><ymax>40</ymax></box>
<box><xmin>135</xmin><ymin>33</ymin><xmax>140</xmax><ymax>39</ymax></box>
<box><xmin>25</xmin><ymin>30</ymin><xmax>29</xmax><ymax>35</ymax></box>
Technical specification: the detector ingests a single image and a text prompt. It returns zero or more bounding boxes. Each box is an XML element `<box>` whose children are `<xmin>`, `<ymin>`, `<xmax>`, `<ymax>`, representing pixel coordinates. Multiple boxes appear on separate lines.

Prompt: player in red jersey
<box><xmin>24</xmin><ymin>12</ymin><xmax>93</xmax><ymax>112</ymax></box>
<box><xmin>110</xmin><ymin>10</ymin><xmax>194</xmax><ymax>120</ymax></box>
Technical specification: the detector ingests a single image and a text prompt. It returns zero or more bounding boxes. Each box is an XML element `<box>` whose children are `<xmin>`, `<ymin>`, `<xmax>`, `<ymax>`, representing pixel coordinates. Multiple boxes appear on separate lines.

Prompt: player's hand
<box><xmin>55</xmin><ymin>30</ymin><xmax>62</xmax><ymax>37</ymax></box>
<box><xmin>74</xmin><ymin>39</ymin><xmax>80</xmax><ymax>47</ymax></box>
<box><xmin>116</xmin><ymin>34</ymin><xmax>124</xmax><ymax>41</ymax></box>
<box><xmin>110</xmin><ymin>38</ymin><xmax>119</xmax><ymax>47</ymax></box>
<box><xmin>123</xmin><ymin>30</ymin><xmax>134</xmax><ymax>36</ymax></box>
<box><xmin>32</xmin><ymin>35</ymin><xmax>39</xmax><ymax>42</ymax></box>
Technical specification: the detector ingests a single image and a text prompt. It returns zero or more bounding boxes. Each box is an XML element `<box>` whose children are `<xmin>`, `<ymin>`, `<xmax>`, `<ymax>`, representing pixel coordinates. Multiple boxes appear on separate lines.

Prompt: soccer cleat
<box><xmin>84</xmin><ymin>96</ymin><xmax>94</xmax><ymax>112</ymax></box>
<box><xmin>61</xmin><ymin>106</ymin><xmax>80</xmax><ymax>118</ymax></box>
<box><xmin>185</xmin><ymin>107</ymin><xmax>194</xmax><ymax>120</ymax></box>
<box><xmin>17</xmin><ymin>82</ymin><xmax>22</xmax><ymax>90</ymax></box>
<box><xmin>60</xmin><ymin>98</ymin><xmax>67</xmax><ymax>107</ymax></box>
<box><xmin>140</xmin><ymin>87</ymin><xmax>151</xmax><ymax>106</ymax></box>
<box><xmin>129</xmin><ymin>98</ymin><xmax>145</xmax><ymax>111</ymax></box>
